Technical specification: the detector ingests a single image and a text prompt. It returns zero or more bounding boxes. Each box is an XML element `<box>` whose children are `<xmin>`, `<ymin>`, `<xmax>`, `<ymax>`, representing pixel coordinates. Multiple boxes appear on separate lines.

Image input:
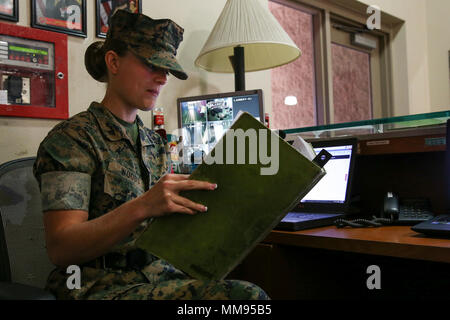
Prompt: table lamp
<box><xmin>195</xmin><ymin>0</ymin><xmax>301</xmax><ymax>91</ymax></box>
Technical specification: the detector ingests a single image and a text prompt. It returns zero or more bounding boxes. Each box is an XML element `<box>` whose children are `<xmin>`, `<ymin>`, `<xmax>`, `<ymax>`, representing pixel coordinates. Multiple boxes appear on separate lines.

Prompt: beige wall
<box><xmin>358</xmin><ymin>0</ymin><xmax>430</xmax><ymax>115</ymax></box>
<box><xmin>359</xmin><ymin>0</ymin><xmax>450</xmax><ymax>114</ymax></box>
<box><xmin>143</xmin><ymin>0</ymin><xmax>272</xmax><ymax>134</ymax></box>
<box><xmin>426</xmin><ymin>0</ymin><xmax>450</xmax><ymax>111</ymax></box>
<box><xmin>0</xmin><ymin>0</ymin><xmax>271</xmax><ymax>164</ymax></box>
<box><xmin>0</xmin><ymin>0</ymin><xmax>448</xmax><ymax>165</ymax></box>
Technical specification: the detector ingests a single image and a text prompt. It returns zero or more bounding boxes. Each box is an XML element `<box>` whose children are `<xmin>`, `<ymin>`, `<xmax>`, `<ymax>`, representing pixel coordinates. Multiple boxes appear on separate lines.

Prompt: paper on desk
<box><xmin>291</xmin><ymin>136</ymin><xmax>316</xmax><ymax>161</ymax></box>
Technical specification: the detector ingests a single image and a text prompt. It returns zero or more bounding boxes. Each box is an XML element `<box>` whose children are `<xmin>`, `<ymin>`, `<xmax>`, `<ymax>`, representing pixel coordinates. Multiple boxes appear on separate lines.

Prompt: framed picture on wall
<box><xmin>31</xmin><ymin>0</ymin><xmax>87</xmax><ymax>38</ymax></box>
<box><xmin>96</xmin><ymin>0</ymin><xmax>142</xmax><ymax>38</ymax></box>
<box><xmin>0</xmin><ymin>0</ymin><xmax>18</xmax><ymax>22</ymax></box>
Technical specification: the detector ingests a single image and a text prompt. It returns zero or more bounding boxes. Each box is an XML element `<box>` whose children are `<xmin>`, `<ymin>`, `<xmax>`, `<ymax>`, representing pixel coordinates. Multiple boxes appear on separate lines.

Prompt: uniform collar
<box><xmin>88</xmin><ymin>102</ymin><xmax>153</xmax><ymax>147</ymax></box>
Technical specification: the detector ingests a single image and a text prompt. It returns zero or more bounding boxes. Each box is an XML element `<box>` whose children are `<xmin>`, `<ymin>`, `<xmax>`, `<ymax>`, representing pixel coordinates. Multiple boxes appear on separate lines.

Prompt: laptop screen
<box><xmin>301</xmin><ymin>141</ymin><xmax>356</xmax><ymax>205</ymax></box>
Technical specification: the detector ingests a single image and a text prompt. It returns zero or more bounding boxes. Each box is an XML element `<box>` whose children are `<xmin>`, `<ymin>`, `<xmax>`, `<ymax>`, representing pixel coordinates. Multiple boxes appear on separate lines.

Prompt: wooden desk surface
<box><xmin>265</xmin><ymin>226</ymin><xmax>450</xmax><ymax>264</ymax></box>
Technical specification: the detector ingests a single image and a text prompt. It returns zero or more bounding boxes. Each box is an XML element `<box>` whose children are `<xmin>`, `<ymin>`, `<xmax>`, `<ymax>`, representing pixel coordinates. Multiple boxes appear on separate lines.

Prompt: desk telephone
<box><xmin>382</xmin><ymin>192</ymin><xmax>434</xmax><ymax>225</ymax></box>
<box><xmin>335</xmin><ymin>192</ymin><xmax>435</xmax><ymax>228</ymax></box>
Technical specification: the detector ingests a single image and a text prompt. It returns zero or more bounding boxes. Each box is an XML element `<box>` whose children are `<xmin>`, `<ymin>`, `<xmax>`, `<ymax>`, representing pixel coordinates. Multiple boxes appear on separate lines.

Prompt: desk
<box><xmin>266</xmin><ymin>226</ymin><xmax>450</xmax><ymax>264</ymax></box>
<box><xmin>229</xmin><ymin>226</ymin><xmax>450</xmax><ymax>299</ymax></box>
<box><xmin>227</xmin><ymin>120</ymin><xmax>450</xmax><ymax>298</ymax></box>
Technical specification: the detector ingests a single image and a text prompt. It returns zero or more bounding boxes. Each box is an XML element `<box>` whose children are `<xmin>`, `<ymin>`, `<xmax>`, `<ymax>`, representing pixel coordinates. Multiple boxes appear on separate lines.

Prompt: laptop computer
<box><xmin>276</xmin><ymin>138</ymin><xmax>357</xmax><ymax>231</ymax></box>
<box><xmin>411</xmin><ymin>119</ymin><xmax>450</xmax><ymax>237</ymax></box>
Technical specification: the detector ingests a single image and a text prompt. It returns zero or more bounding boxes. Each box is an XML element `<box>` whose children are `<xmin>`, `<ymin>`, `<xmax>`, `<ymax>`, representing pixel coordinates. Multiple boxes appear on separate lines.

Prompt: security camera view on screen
<box><xmin>179</xmin><ymin>92</ymin><xmax>262</xmax><ymax>164</ymax></box>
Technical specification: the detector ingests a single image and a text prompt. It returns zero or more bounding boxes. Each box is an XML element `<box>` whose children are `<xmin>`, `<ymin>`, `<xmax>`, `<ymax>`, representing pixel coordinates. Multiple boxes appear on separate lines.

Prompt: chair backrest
<box><xmin>0</xmin><ymin>157</ymin><xmax>54</xmax><ymax>288</ymax></box>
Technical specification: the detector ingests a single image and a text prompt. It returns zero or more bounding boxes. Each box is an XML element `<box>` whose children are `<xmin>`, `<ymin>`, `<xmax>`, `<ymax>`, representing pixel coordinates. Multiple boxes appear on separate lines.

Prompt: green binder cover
<box><xmin>136</xmin><ymin>112</ymin><xmax>325</xmax><ymax>280</ymax></box>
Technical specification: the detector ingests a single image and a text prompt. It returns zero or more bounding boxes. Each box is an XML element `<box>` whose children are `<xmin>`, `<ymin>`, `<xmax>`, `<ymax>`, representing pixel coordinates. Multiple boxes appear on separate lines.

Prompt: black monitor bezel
<box><xmin>176</xmin><ymin>89</ymin><xmax>264</xmax><ymax>129</ymax></box>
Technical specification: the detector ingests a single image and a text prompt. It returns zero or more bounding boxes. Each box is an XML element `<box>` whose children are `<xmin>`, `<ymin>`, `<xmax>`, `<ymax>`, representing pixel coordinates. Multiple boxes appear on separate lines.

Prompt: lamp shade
<box><xmin>195</xmin><ymin>0</ymin><xmax>301</xmax><ymax>73</ymax></box>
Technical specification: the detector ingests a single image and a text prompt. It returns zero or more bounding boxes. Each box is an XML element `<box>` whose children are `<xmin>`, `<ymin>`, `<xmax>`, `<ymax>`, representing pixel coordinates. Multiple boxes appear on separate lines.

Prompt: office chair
<box><xmin>0</xmin><ymin>157</ymin><xmax>55</xmax><ymax>300</ymax></box>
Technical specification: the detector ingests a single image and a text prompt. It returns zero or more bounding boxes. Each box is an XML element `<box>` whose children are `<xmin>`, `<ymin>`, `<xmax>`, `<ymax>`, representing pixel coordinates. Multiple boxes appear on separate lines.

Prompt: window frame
<box><xmin>269</xmin><ymin>0</ymin><xmax>399</xmax><ymax>126</ymax></box>
<box><xmin>270</xmin><ymin>0</ymin><xmax>326</xmax><ymax>126</ymax></box>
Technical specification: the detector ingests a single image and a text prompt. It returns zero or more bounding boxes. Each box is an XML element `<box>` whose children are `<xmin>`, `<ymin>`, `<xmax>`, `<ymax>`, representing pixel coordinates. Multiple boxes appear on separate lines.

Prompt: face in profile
<box><xmin>109</xmin><ymin>51</ymin><xmax>168</xmax><ymax>111</ymax></box>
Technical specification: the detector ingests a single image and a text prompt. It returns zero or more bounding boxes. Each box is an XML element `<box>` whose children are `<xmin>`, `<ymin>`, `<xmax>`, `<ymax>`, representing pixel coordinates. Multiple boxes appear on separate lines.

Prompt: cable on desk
<box><xmin>335</xmin><ymin>216</ymin><xmax>394</xmax><ymax>228</ymax></box>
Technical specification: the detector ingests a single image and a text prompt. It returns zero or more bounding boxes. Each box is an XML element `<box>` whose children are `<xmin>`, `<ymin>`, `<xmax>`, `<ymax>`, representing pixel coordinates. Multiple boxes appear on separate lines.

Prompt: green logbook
<box><xmin>136</xmin><ymin>112</ymin><xmax>326</xmax><ymax>280</ymax></box>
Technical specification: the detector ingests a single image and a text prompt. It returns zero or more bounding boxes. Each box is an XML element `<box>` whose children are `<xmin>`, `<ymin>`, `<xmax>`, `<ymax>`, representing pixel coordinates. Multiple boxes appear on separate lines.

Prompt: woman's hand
<box><xmin>135</xmin><ymin>174</ymin><xmax>217</xmax><ymax>219</ymax></box>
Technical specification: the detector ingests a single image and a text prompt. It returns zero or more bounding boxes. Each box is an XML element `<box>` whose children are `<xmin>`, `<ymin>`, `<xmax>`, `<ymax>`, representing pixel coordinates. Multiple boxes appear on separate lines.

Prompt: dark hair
<box><xmin>84</xmin><ymin>39</ymin><xmax>128</xmax><ymax>82</ymax></box>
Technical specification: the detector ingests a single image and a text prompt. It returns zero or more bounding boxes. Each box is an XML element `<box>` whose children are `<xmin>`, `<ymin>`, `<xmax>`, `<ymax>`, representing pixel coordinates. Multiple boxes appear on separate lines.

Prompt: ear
<box><xmin>104</xmin><ymin>50</ymin><xmax>121</xmax><ymax>76</ymax></box>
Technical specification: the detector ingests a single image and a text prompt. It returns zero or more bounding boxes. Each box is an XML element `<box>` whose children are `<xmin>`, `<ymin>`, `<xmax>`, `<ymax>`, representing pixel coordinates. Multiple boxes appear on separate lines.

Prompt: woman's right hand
<box><xmin>135</xmin><ymin>173</ymin><xmax>217</xmax><ymax>219</ymax></box>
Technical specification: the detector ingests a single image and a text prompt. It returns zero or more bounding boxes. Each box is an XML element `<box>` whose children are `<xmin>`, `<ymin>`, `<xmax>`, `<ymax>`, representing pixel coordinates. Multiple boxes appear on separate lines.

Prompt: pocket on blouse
<box><xmin>103</xmin><ymin>170</ymin><xmax>144</xmax><ymax>203</ymax></box>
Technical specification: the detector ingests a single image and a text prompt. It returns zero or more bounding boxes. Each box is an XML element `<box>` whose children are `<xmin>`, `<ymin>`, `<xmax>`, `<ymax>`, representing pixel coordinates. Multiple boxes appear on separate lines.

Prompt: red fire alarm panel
<box><xmin>0</xmin><ymin>22</ymin><xmax>68</xmax><ymax>119</ymax></box>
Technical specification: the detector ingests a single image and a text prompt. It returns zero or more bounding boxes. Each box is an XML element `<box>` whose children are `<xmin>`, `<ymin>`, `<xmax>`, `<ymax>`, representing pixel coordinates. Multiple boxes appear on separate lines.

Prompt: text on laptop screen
<box><xmin>178</xmin><ymin>91</ymin><xmax>263</xmax><ymax>163</ymax></box>
<box><xmin>301</xmin><ymin>145</ymin><xmax>354</xmax><ymax>204</ymax></box>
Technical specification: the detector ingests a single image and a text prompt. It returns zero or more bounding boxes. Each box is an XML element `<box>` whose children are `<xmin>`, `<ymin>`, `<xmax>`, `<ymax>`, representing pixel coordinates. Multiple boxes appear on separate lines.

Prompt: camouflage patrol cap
<box><xmin>86</xmin><ymin>10</ymin><xmax>188</xmax><ymax>80</ymax></box>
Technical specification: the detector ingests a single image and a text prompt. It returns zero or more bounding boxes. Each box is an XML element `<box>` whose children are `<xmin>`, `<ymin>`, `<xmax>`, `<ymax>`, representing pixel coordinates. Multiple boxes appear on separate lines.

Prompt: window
<box><xmin>269</xmin><ymin>1</ymin><xmax>317</xmax><ymax>129</ymax></box>
<box><xmin>330</xmin><ymin>18</ymin><xmax>386</xmax><ymax>123</ymax></box>
<box><xmin>331</xmin><ymin>41</ymin><xmax>373</xmax><ymax>123</ymax></box>
<box><xmin>269</xmin><ymin>0</ymin><xmax>393</xmax><ymax>129</ymax></box>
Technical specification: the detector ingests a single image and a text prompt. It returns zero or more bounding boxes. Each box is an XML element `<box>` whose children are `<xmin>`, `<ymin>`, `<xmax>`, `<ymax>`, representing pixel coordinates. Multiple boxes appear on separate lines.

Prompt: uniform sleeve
<box><xmin>33</xmin><ymin>129</ymin><xmax>97</xmax><ymax>212</ymax></box>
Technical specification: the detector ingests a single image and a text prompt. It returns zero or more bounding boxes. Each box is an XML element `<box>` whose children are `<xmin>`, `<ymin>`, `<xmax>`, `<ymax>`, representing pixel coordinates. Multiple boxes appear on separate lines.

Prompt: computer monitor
<box><xmin>177</xmin><ymin>90</ymin><xmax>264</xmax><ymax>164</ymax></box>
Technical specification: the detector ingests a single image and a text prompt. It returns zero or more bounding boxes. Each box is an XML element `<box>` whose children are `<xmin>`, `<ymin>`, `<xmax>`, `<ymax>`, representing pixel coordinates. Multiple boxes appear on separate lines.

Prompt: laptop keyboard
<box><xmin>282</xmin><ymin>212</ymin><xmax>342</xmax><ymax>222</ymax></box>
<box><xmin>431</xmin><ymin>215</ymin><xmax>450</xmax><ymax>225</ymax></box>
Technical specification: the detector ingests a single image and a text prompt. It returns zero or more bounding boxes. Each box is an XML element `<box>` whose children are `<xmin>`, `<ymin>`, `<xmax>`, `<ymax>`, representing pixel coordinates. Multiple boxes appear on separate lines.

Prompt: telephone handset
<box><xmin>382</xmin><ymin>192</ymin><xmax>399</xmax><ymax>220</ymax></box>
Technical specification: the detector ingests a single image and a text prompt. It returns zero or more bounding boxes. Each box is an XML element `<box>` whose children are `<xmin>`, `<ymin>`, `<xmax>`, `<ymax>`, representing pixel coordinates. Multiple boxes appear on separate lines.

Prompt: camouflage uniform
<box><xmin>33</xmin><ymin>102</ymin><xmax>269</xmax><ymax>300</ymax></box>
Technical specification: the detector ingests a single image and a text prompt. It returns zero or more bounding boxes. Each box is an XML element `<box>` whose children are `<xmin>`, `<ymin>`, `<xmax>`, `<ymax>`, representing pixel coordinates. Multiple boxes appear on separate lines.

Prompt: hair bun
<box><xmin>85</xmin><ymin>41</ymin><xmax>107</xmax><ymax>82</ymax></box>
